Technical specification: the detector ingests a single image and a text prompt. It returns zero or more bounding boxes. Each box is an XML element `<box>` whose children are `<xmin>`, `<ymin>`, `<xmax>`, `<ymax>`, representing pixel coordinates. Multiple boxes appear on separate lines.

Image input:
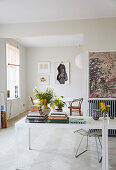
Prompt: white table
<box><xmin>15</xmin><ymin>116</ymin><xmax>114</xmax><ymax>170</ymax></box>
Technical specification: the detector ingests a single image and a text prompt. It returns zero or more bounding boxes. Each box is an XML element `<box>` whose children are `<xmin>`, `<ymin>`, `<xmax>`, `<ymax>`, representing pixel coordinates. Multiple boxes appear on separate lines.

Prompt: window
<box><xmin>6</xmin><ymin>43</ymin><xmax>20</xmax><ymax>99</ymax></box>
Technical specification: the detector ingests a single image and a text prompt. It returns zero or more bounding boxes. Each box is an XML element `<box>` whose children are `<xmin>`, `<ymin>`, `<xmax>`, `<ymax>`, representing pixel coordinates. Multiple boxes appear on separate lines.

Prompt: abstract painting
<box><xmin>55</xmin><ymin>62</ymin><xmax>69</xmax><ymax>84</ymax></box>
<box><xmin>89</xmin><ymin>52</ymin><xmax>116</xmax><ymax>98</ymax></box>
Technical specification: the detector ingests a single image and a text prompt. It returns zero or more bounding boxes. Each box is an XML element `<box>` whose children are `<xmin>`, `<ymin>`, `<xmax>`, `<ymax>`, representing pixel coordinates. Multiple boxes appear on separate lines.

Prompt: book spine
<box><xmin>26</xmin><ymin>117</ymin><xmax>47</xmax><ymax>123</ymax></box>
<box><xmin>27</xmin><ymin>116</ymin><xmax>48</xmax><ymax>119</ymax></box>
<box><xmin>70</xmin><ymin>121</ymin><xmax>86</xmax><ymax>124</ymax></box>
<box><xmin>26</xmin><ymin>119</ymin><xmax>47</xmax><ymax>123</ymax></box>
<box><xmin>48</xmin><ymin>117</ymin><xmax>68</xmax><ymax>120</ymax></box>
<box><xmin>47</xmin><ymin>119</ymin><xmax>69</xmax><ymax>123</ymax></box>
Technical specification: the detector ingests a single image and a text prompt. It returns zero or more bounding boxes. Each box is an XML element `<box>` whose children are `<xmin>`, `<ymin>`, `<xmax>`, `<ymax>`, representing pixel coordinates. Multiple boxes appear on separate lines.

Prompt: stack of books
<box><xmin>48</xmin><ymin>112</ymin><xmax>69</xmax><ymax>123</ymax></box>
<box><xmin>25</xmin><ymin>111</ymin><xmax>48</xmax><ymax>123</ymax></box>
<box><xmin>69</xmin><ymin>118</ymin><xmax>86</xmax><ymax>124</ymax></box>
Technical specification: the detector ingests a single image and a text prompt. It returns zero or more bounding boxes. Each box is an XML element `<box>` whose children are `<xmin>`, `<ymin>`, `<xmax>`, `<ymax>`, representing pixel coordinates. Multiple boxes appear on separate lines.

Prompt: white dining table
<box><xmin>15</xmin><ymin>116</ymin><xmax>116</xmax><ymax>170</ymax></box>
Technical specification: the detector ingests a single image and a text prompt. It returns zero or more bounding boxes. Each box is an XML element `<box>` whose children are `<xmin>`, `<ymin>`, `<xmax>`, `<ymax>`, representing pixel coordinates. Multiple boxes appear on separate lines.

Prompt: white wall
<box><xmin>0</xmin><ymin>39</ymin><xmax>6</xmax><ymax>93</ymax></box>
<box><xmin>0</xmin><ymin>39</ymin><xmax>7</xmax><ymax>125</ymax></box>
<box><xmin>0</xmin><ymin>38</ymin><xmax>27</xmax><ymax>119</ymax></box>
<box><xmin>1</xmin><ymin>18</ymin><xmax>116</xmax><ymax>115</ymax></box>
<box><xmin>26</xmin><ymin>46</ymin><xmax>85</xmax><ymax>112</ymax></box>
<box><xmin>0</xmin><ymin>18</ymin><xmax>116</xmax><ymax>40</ymax></box>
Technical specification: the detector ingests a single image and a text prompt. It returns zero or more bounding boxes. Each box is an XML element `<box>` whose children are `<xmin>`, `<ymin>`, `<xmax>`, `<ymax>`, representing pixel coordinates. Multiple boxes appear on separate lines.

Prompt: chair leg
<box><xmin>98</xmin><ymin>136</ymin><xmax>102</xmax><ymax>149</ymax></box>
<box><xmin>98</xmin><ymin>136</ymin><xmax>102</xmax><ymax>163</ymax></box>
<box><xmin>79</xmin><ymin>109</ymin><xmax>82</xmax><ymax>116</ymax></box>
<box><xmin>86</xmin><ymin>135</ymin><xmax>89</xmax><ymax>152</ymax></box>
<box><xmin>70</xmin><ymin>108</ymin><xmax>72</xmax><ymax>116</ymax></box>
<box><xmin>75</xmin><ymin>135</ymin><xmax>88</xmax><ymax>158</ymax></box>
<box><xmin>95</xmin><ymin>136</ymin><xmax>102</xmax><ymax>163</ymax></box>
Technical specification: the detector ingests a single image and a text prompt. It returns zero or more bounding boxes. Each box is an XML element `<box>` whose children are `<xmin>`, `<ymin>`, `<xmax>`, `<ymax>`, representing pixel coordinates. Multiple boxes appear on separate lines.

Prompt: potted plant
<box><xmin>100</xmin><ymin>102</ymin><xmax>110</xmax><ymax>119</ymax></box>
<box><xmin>53</xmin><ymin>96</ymin><xmax>66</xmax><ymax>112</ymax></box>
<box><xmin>34</xmin><ymin>88</ymin><xmax>55</xmax><ymax>114</ymax></box>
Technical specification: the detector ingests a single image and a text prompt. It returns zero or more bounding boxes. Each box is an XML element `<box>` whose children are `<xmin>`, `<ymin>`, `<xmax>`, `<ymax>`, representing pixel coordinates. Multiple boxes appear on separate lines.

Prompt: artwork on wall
<box><xmin>55</xmin><ymin>62</ymin><xmax>69</xmax><ymax>84</ymax></box>
<box><xmin>38</xmin><ymin>62</ymin><xmax>50</xmax><ymax>74</ymax></box>
<box><xmin>39</xmin><ymin>75</ymin><xmax>49</xmax><ymax>85</ymax></box>
<box><xmin>89</xmin><ymin>51</ymin><xmax>116</xmax><ymax>98</ymax></box>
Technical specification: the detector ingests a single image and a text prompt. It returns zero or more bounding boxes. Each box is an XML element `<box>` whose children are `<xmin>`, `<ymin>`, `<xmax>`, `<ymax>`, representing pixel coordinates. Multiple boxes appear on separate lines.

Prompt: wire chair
<box><xmin>74</xmin><ymin>129</ymin><xmax>102</xmax><ymax>163</ymax></box>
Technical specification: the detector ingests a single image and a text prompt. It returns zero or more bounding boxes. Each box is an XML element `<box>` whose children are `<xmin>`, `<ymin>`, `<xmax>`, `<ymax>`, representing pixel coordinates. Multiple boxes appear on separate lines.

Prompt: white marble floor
<box><xmin>0</xmin><ymin>112</ymin><xmax>116</xmax><ymax>170</ymax></box>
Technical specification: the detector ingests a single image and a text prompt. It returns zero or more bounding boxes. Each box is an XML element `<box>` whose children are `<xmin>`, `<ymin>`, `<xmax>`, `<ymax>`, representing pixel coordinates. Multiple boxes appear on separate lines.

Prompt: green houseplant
<box><xmin>53</xmin><ymin>96</ymin><xmax>66</xmax><ymax>112</ymax></box>
<box><xmin>34</xmin><ymin>87</ymin><xmax>55</xmax><ymax>114</ymax></box>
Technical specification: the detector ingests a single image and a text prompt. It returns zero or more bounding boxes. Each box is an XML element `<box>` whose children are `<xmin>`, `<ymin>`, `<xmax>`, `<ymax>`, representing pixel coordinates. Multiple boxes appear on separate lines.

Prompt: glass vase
<box><xmin>42</xmin><ymin>107</ymin><xmax>51</xmax><ymax>115</ymax></box>
<box><xmin>103</xmin><ymin>111</ymin><xmax>108</xmax><ymax>120</ymax></box>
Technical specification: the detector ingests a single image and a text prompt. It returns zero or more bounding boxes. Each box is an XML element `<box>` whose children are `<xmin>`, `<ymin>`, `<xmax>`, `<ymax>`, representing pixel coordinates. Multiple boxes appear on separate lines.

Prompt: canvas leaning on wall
<box><xmin>55</xmin><ymin>62</ymin><xmax>69</xmax><ymax>84</ymax></box>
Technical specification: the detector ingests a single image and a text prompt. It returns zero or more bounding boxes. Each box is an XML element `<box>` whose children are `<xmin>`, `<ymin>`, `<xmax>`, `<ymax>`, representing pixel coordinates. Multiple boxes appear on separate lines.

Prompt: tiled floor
<box><xmin>0</xmin><ymin>111</ymin><xmax>116</xmax><ymax>170</ymax></box>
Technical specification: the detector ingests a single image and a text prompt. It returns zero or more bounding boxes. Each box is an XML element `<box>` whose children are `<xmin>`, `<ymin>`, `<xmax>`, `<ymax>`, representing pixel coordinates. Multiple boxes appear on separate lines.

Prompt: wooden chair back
<box><xmin>29</xmin><ymin>96</ymin><xmax>34</xmax><ymax>105</ymax></box>
<box><xmin>68</xmin><ymin>98</ymin><xmax>83</xmax><ymax>116</ymax></box>
<box><xmin>69</xmin><ymin>98</ymin><xmax>83</xmax><ymax>107</ymax></box>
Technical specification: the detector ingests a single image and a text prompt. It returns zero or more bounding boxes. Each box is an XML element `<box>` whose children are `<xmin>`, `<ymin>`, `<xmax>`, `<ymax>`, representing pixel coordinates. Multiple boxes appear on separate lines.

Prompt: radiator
<box><xmin>88</xmin><ymin>98</ymin><xmax>116</xmax><ymax>136</ymax></box>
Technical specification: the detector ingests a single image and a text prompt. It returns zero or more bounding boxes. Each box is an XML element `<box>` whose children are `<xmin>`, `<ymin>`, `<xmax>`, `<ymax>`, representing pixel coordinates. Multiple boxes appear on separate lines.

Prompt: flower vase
<box><xmin>103</xmin><ymin>112</ymin><xmax>108</xmax><ymax>120</ymax></box>
<box><xmin>42</xmin><ymin>107</ymin><xmax>51</xmax><ymax>115</ymax></box>
<box><xmin>92</xmin><ymin>109</ymin><xmax>99</xmax><ymax>120</ymax></box>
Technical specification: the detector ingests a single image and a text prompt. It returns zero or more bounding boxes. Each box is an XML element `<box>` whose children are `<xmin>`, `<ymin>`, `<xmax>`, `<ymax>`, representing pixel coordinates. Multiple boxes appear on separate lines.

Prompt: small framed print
<box><xmin>38</xmin><ymin>62</ymin><xmax>50</xmax><ymax>74</ymax></box>
<box><xmin>39</xmin><ymin>75</ymin><xmax>50</xmax><ymax>85</ymax></box>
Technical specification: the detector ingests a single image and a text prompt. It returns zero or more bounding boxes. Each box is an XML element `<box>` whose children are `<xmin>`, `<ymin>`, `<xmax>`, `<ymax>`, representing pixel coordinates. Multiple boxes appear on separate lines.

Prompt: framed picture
<box><xmin>55</xmin><ymin>62</ymin><xmax>70</xmax><ymax>84</ymax></box>
<box><xmin>89</xmin><ymin>51</ymin><xmax>116</xmax><ymax>98</ymax></box>
<box><xmin>38</xmin><ymin>62</ymin><xmax>50</xmax><ymax>74</ymax></box>
<box><xmin>39</xmin><ymin>75</ymin><xmax>50</xmax><ymax>85</ymax></box>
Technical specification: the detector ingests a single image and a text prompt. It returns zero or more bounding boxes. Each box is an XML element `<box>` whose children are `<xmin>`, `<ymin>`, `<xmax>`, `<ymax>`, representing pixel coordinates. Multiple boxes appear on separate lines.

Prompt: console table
<box><xmin>15</xmin><ymin>116</ymin><xmax>115</xmax><ymax>170</ymax></box>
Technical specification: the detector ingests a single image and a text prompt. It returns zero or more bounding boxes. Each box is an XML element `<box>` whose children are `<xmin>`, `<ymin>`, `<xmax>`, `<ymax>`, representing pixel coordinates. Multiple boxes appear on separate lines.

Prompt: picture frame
<box><xmin>55</xmin><ymin>62</ymin><xmax>70</xmax><ymax>85</ymax></box>
<box><xmin>38</xmin><ymin>62</ymin><xmax>50</xmax><ymax>74</ymax></box>
<box><xmin>39</xmin><ymin>75</ymin><xmax>50</xmax><ymax>85</ymax></box>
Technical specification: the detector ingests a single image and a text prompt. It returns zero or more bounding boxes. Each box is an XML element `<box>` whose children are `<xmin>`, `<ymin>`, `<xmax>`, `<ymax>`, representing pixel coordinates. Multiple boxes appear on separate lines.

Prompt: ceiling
<box><xmin>16</xmin><ymin>34</ymin><xmax>83</xmax><ymax>47</ymax></box>
<box><xmin>0</xmin><ymin>0</ymin><xmax>116</xmax><ymax>24</ymax></box>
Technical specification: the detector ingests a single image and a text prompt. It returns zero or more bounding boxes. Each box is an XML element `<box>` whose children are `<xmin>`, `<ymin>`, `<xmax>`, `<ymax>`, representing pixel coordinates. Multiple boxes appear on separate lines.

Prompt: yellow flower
<box><xmin>100</xmin><ymin>103</ymin><xmax>110</xmax><ymax>112</ymax></box>
<box><xmin>43</xmin><ymin>99</ymin><xmax>47</xmax><ymax>105</ymax></box>
<box><xmin>36</xmin><ymin>102</ymin><xmax>41</xmax><ymax>106</ymax></box>
<box><xmin>47</xmin><ymin>88</ymin><xmax>54</xmax><ymax>94</ymax></box>
<box><xmin>50</xmin><ymin>104</ymin><xmax>55</xmax><ymax>109</ymax></box>
<box><xmin>35</xmin><ymin>87</ymin><xmax>38</xmax><ymax>91</ymax></box>
<box><xmin>46</xmin><ymin>105</ymin><xmax>48</xmax><ymax>109</ymax></box>
<box><xmin>33</xmin><ymin>87</ymin><xmax>39</xmax><ymax>92</ymax></box>
<box><xmin>100</xmin><ymin>102</ymin><xmax>106</xmax><ymax>111</ymax></box>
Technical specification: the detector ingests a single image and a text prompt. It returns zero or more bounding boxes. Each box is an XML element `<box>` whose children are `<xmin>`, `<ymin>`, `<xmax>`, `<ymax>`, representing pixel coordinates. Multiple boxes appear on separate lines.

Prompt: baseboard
<box><xmin>7</xmin><ymin>109</ymin><xmax>28</xmax><ymax>120</ymax></box>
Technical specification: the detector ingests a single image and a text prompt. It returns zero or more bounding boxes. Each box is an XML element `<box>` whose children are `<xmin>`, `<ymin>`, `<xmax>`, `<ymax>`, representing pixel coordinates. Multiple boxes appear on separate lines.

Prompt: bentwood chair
<box><xmin>74</xmin><ymin>129</ymin><xmax>102</xmax><ymax>163</ymax></box>
<box><xmin>68</xmin><ymin>98</ymin><xmax>83</xmax><ymax>116</ymax></box>
<box><xmin>29</xmin><ymin>96</ymin><xmax>34</xmax><ymax>105</ymax></box>
<box><xmin>28</xmin><ymin>96</ymin><xmax>41</xmax><ymax>112</ymax></box>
